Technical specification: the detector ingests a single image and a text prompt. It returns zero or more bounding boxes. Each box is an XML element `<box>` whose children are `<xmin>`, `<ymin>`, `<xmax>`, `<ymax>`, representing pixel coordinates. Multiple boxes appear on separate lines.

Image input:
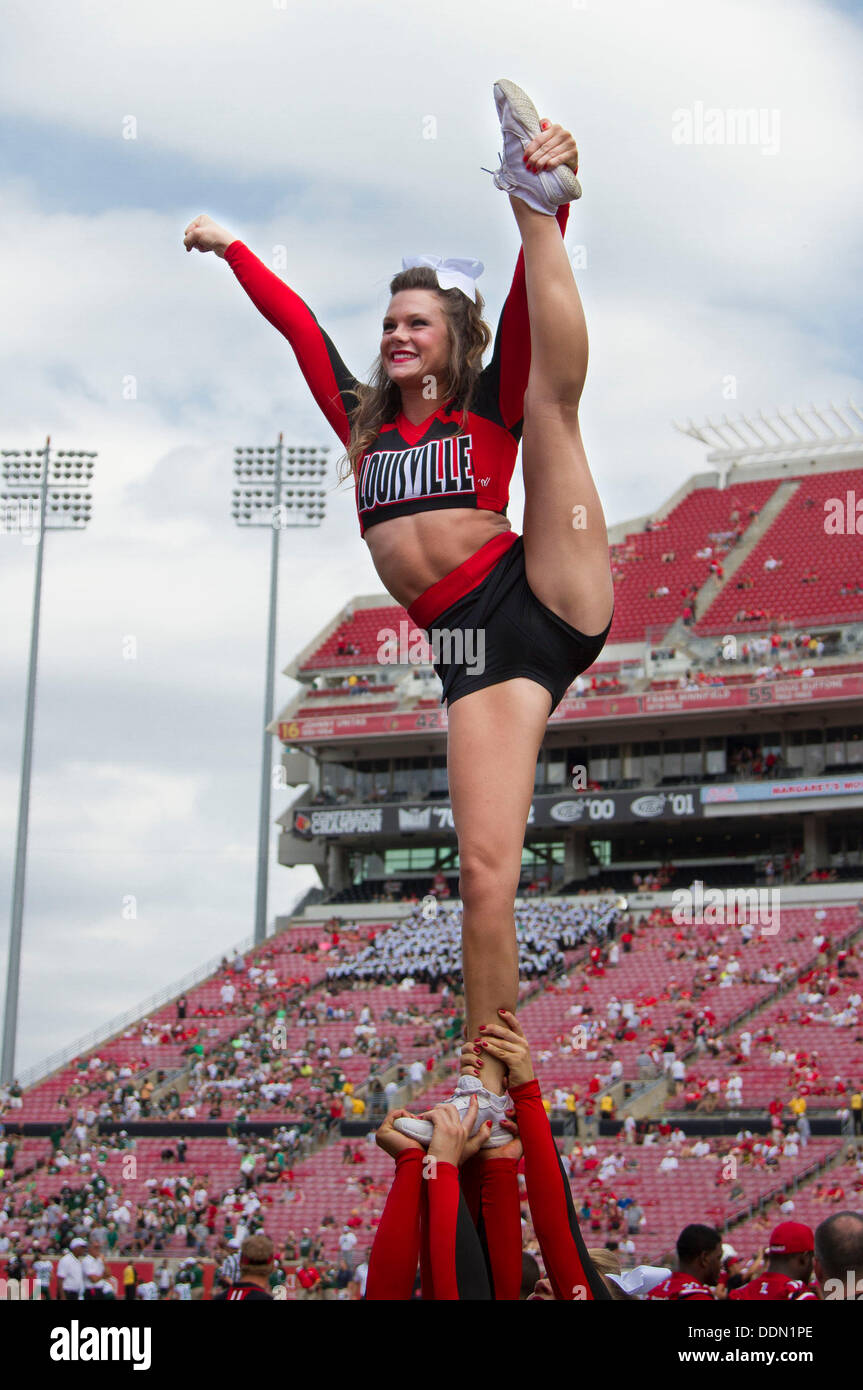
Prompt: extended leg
<box><xmin>510</xmin><ymin>194</ymin><xmax>614</xmax><ymax>638</ymax></box>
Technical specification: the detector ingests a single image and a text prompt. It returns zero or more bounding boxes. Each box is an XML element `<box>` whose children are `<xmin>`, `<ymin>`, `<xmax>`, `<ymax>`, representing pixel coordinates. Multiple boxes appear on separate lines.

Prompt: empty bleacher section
<box><xmin>607</xmin><ymin>478</ymin><xmax>780</xmax><ymax>643</ymax></box>
<box><xmin>696</xmin><ymin>468</ymin><xmax>863</xmax><ymax>634</ymax></box>
<box><xmin>719</xmin><ymin>1146</ymin><xmax>863</xmax><ymax>1261</ymax></box>
<box><xmin>300</xmin><ymin>607</ymin><xmax>427</xmax><ymax>672</ymax></box>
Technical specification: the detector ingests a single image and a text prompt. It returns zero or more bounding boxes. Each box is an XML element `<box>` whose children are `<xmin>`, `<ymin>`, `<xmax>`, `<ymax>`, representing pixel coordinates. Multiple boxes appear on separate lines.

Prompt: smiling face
<box><xmin>381</xmin><ymin>289</ymin><xmax>451</xmax><ymax>395</ymax></box>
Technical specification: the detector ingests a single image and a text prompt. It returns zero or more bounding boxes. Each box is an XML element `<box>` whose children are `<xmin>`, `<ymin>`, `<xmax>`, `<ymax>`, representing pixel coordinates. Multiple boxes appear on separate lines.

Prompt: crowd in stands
<box><xmin>323</xmin><ymin>900</ymin><xmax>623</xmax><ymax>993</ymax></box>
<box><xmin>2</xmin><ymin>893</ymin><xmax>862</xmax><ymax>1302</ymax></box>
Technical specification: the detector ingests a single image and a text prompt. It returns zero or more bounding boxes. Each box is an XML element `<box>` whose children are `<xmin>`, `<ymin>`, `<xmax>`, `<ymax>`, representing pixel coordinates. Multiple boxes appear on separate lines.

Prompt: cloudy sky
<box><xmin>1</xmin><ymin>0</ymin><xmax>861</xmax><ymax>1074</ymax></box>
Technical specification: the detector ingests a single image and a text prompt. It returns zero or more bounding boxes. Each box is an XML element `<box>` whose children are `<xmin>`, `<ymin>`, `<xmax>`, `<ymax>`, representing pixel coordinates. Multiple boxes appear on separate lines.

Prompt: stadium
<box><xmin>2</xmin><ymin>410</ymin><xmax>861</xmax><ymax>1306</ymax></box>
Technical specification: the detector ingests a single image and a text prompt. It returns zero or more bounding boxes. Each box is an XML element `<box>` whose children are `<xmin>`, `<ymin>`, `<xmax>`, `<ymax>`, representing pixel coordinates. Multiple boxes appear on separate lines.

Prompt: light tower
<box><xmin>1</xmin><ymin>437</ymin><xmax>96</xmax><ymax>1083</ymax></box>
<box><xmin>232</xmin><ymin>435</ymin><xmax>328</xmax><ymax>945</ymax></box>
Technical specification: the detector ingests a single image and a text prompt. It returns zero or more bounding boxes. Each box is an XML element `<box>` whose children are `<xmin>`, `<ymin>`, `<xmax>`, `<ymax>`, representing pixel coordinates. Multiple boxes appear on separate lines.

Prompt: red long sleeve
<box><xmin>479</xmin><ymin>1155</ymin><xmax>523</xmax><ymax>1300</ymax></box>
<box><xmin>426</xmin><ymin>1161</ymin><xmax>461</xmax><ymax>1301</ymax></box>
<box><xmin>510</xmin><ymin>1079</ymin><xmax>599</xmax><ymax>1301</ymax></box>
<box><xmin>223</xmin><ymin>241</ymin><xmax>358</xmax><ymax>445</ymax></box>
<box><xmin>491</xmin><ymin>202</ymin><xmax>570</xmax><ymax>431</ymax></box>
<box><xmin>365</xmin><ymin>1150</ymin><xmax>422</xmax><ymax>1300</ymax></box>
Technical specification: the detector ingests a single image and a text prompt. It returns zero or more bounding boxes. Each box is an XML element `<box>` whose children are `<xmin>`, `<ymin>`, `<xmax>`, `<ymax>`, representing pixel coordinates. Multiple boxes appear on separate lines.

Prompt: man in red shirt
<box><xmin>730</xmin><ymin>1222</ymin><xmax>816</xmax><ymax>1301</ymax></box>
<box><xmin>647</xmin><ymin>1225</ymin><xmax>722</xmax><ymax>1300</ymax></box>
<box><xmin>297</xmin><ymin>1259</ymin><xmax>322</xmax><ymax>1298</ymax></box>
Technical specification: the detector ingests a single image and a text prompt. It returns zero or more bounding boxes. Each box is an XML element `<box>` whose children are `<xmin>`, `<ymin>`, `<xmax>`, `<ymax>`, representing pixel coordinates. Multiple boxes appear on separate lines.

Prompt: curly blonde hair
<box><xmin>338</xmin><ymin>267</ymin><xmax>492</xmax><ymax>484</ymax></box>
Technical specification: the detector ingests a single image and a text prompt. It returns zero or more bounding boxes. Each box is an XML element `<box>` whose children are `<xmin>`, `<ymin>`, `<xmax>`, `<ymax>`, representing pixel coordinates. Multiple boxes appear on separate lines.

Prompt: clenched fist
<box><xmin>183</xmin><ymin>213</ymin><xmax>233</xmax><ymax>258</ymax></box>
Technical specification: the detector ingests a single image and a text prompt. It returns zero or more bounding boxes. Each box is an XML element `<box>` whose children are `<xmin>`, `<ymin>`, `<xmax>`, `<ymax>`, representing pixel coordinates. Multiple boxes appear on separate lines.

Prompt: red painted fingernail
<box><xmin>522</xmin><ymin>154</ymin><xmax>528</xmax><ymax>164</ymax></box>
<box><xmin>479</xmin><ymin>1025</ymin><xmax>486</xmax><ymax>1031</ymax></box>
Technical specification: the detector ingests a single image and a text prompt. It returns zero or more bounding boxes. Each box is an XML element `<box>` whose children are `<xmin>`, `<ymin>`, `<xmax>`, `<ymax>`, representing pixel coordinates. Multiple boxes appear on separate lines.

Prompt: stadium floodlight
<box><xmin>2</xmin><ymin>437</ymin><xmax>97</xmax><ymax>1084</ymax></box>
<box><xmin>232</xmin><ymin>434</ymin><xmax>329</xmax><ymax>946</ymax></box>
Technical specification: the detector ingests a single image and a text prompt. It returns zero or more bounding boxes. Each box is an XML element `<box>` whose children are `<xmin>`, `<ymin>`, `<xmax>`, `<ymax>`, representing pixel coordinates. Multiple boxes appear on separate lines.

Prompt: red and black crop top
<box><xmin>223</xmin><ymin>203</ymin><xmax>569</xmax><ymax>538</ymax></box>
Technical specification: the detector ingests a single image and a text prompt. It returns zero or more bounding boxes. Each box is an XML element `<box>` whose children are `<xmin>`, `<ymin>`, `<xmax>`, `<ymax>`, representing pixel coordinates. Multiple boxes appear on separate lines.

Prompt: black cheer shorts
<box><xmin>423</xmin><ymin>535</ymin><xmax>613</xmax><ymax>714</ymax></box>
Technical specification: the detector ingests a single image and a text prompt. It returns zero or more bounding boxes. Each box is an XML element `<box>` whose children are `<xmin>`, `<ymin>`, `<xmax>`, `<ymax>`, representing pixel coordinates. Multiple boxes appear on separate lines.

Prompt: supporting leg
<box><xmin>446</xmin><ymin>678</ymin><xmax>551</xmax><ymax>1095</ymax></box>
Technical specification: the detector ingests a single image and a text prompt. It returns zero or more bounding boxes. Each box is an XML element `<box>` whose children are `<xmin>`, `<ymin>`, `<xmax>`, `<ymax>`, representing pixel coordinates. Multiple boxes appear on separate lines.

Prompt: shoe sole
<box><xmin>494</xmin><ymin>78</ymin><xmax>582</xmax><ymax>201</ymax></box>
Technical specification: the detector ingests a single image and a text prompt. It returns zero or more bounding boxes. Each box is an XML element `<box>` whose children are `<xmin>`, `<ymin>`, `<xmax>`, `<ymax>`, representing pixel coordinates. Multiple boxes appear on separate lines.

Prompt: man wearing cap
<box><xmin>730</xmin><ymin>1222</ymin><xmax>817</xmax><ymax>1301</ymax></box>
<box><xmin>212</xmin><ymin>1234</ymin><xmax>274</xmax><ymax>1300</ymax></box>
<box><xmin>56</xmin><ymin>1239</ymin><xmax>86</xmax><ymax>1300</ymax></box>
<box><xmin>218</xmin><ymin>1238</ymin><xmax>241</xmax><ymax>1290</ymax></box>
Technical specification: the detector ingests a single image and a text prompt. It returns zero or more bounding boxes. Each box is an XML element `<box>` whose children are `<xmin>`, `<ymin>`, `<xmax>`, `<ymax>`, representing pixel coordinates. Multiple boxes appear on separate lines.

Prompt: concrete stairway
<box><xmin>694</xmin><ymin>478</ymin><xmax>800</xmax><ymax>621</ymax></box>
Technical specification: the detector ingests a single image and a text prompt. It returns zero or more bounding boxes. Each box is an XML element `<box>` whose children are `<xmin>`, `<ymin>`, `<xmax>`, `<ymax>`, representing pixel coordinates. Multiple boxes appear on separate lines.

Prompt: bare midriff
<box><xmin>364</xmin><ymin>508</ymin><xmax>513</xmax><ymax>612</ymax></box>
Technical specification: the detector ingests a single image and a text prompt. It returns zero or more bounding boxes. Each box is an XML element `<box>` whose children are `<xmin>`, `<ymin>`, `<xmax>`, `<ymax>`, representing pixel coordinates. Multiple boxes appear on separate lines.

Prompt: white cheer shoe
<box><xmin>393</xmin><ymin>1074</ymin><xmax>513</xmax><ymax>1149</ymax></box>
<box><xmin>487</xmin><ymin>77</ymin><xmax>581</xmax><ymax>214</ymax></box>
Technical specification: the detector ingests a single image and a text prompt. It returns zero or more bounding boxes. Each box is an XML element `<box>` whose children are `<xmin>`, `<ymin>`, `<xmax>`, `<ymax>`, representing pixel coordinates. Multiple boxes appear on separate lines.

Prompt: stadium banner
<box><xmin>702</xmin><ymin>775</ymin><xmax>863</xmax><ymax>805</ymax></box>
<box><xmin>278</xmin><ymin>672</ymin><xmax>863</xmax><ymax>743</ymax></box>
<box><xmin>292</xmin><ymin>788</ymin><xmax>703</xmax><ymax>838</ymax></box>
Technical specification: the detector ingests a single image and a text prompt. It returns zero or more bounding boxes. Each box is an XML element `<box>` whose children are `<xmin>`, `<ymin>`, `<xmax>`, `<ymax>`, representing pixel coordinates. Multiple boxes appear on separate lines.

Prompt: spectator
<box><xmin>213</xmin><ymin>1234</ymin><xmax>275</xmax><ymax>1301</ymax></box>
<box><xmin>81</xmin><ymin>1239</ymin><xmax>112</xmax><ymax>1300</ymax></box>
<box><xmin>814</xmin><ymin>1212</ymin><xmax>863</xmax><ymax>1300</ymax></box>
<box><xmin>647</xmin><ymin>1225</ymin><xmax>722</xmax><ymax>1301</ymax></box>
<box><xmin>338</xmin><ymin>1225</ymin><xmax>358</xmax><ymax>1269</ymax></box>
<box><xmin>625</xmin><ymin>1202</ymin><xmax>644</xmax><ymax>1235</ymax></box>
<box><xmin>297</xmin><ymin>1258</ymin><xmax>323</xmax><ymax>1299</ymax></box>
<box><xmin>56</xmin><ymin>1239</ymin><xmax>86</xmax><ymax>1301</ymax></box>
<box><xmin>218</xmin><ymin>1241</ymin><xmax>242</xmax><ymax>1289</ymax></box>
<box><xmin>730</xmin><ymin>1223</ymin><xmax>816</xmax><ymax>1301</ymax></box>
<box><xmin>351</xmin><ymin>1250</ymin><xmax>371</xmax><ymax>1300</ymax></box>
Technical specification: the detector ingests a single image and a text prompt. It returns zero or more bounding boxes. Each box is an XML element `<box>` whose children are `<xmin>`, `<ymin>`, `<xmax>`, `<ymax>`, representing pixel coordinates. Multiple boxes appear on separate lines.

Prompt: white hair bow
<box><xmin>400</xmin><ymin>254</ymin><xmax>484</xmax><ymax>301</ymax></box>
<box><xmin>606</xmin><ymin>1265</ymin><xmax>671</xmax><ymax>1297</ymax></box>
